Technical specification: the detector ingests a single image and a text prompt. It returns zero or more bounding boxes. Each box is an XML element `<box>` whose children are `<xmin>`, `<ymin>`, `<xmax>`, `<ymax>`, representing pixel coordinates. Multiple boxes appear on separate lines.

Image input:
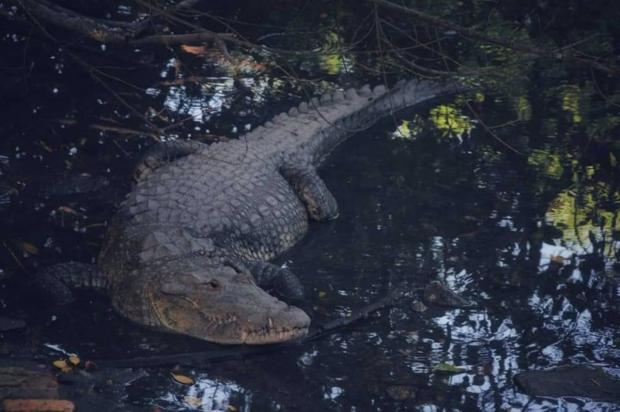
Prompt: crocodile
<box><xmin>43</xmin><ymin>79</ymin><xmax>463</xmax><ymax>344</ymax></box>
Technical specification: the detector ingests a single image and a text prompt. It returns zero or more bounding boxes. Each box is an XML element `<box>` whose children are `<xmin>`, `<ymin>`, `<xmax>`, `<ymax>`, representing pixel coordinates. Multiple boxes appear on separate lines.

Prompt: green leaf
<box><xmin>433</xmin><ymin>363</ymin><xmax>466</xmax><ymax>374</ymax></box>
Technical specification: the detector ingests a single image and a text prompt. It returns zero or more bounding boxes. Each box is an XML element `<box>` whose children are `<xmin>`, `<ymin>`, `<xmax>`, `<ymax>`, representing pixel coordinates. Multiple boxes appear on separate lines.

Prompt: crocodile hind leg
<box><xmin>133</xmin><ymin>140</ymin><xmax>207</xmax><ymax>183</ymax></box>
<box><xmin>37</xmin><ymin>262</ymin><xmax>106</xmax><ymax>304</ymax></box>
<box><xmin>247</xmin><ymin>261</ymin><xmax>304</xmax><ymax>301</ymax></box>
<box><xmin>280</xmin><ymin>160</ymin><xmax>339</xmax><ymax>221</ymax></box>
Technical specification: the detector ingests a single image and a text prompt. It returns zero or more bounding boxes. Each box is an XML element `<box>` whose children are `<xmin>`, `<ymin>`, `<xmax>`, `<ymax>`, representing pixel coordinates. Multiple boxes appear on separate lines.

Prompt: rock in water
<box><xmin>514</xmin><ymin>365</ymin><xmax>620</xmax><ymax>403</ymax></box>
<box><xmin>423</xmin><ymin>281</ymin><xmax>472</xmax><ymax>308</ymax></box>
<box><xmin>0</xmin><ymin>317</ymin><xmax>26</xmax><ymax>332</ymax></box>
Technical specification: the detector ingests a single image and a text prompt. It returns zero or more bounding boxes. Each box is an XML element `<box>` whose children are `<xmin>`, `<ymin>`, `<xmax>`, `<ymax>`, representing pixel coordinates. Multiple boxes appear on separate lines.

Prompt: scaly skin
<box><xmin>94</xmin><ymin>79</ymin><xmax>463</xmax><ymax>344</ymax></box>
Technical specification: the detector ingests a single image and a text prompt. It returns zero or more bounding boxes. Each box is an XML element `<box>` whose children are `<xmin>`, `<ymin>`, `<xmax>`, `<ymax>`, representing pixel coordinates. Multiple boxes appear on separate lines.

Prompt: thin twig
<box><xmin>465</xmin><ymin>101</ymin><xmax>524</xmax><ymax>155</ymax></box>
<box><xmin>97</xmin><ymin>283</ymin><xmax>408</xmax><ymax>368</ymax></box>
<box><xmin>371</xmin><ymin>0</ymin><xmax>618</xmax><ymax>75</ymax></box>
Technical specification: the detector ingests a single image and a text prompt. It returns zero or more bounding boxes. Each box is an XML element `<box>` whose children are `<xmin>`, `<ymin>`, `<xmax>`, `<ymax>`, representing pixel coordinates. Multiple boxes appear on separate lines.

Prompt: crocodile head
<box><xmin>145</xmin><ymin>263</ymin><xmax>310</xmax><ymax>344</ymax></box>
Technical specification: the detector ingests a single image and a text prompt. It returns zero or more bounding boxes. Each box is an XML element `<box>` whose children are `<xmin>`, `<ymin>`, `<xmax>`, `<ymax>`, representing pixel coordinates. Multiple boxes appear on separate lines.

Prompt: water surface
<box><xmin>0</xmin><ymin>2</ymin><xmax>619</xmax><ymax>411</ymax></box>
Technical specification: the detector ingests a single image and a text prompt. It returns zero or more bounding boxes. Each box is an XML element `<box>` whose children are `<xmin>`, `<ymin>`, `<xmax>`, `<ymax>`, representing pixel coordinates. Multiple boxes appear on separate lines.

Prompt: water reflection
<box><xmin>0</xmin><ymin>11</ymin><xmax>619</xmax><ymax>410</ymax></box>
<box><xmin>159</xmin><ymin>375</ymin><xmax>246</xmax><ymax>411</ymax></box>
<box><xmin>316</xmin><ymin>31</ymin><xmax>355</xmax><ymax>76</ymax></box>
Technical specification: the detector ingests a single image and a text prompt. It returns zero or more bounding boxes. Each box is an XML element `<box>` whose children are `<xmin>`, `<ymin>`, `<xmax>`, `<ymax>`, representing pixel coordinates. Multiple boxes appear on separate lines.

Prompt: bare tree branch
<box><xmin>14</xmin><ymin>0</ymin><xmax>242</xmax><ymax>48</ymax></box>
<box><xmin>16</xmin><ymin>0</ymin><xmax>148</xmax><ymax>43</ymax></box>
<box><xmin>371</xmin><ymin>0</ymin><xmax>618</xmax><ymax>75</ymax></box>
<box><xmin>130</xmin><ymin>31</ymin><xmax>237</xmax><ymax>46</ymax></box>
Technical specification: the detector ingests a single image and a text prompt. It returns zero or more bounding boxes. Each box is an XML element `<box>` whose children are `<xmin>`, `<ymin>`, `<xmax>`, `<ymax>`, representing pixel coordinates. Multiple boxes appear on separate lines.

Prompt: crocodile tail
<box><xmin>308</xmin><ymin>79</ymin><xmax>468</xmax><ymax>162</ymax></box>
<box><xmin>241</xmin><ymin>79</ymin><xmax>467</xmax><ymax>162</ymax></box>
<box><xmin>369</xmin><ymin>79</ymin><xmax>466</xmax><ymax>118</ymax></box>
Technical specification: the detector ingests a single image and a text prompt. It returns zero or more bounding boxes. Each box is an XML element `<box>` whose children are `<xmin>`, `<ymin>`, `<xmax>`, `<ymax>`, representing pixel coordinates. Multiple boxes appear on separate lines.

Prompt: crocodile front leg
<box><xmin>247</xmin><ymin>261</ymin><xmax>304</xmax><ymax>301</ymax></box>
<box><xmin>37</xmin><ymin>262</ymin><xmax>107</xmax><ymax>304</ymax></box>
<box><xmin>133</xmin><ymin>140</ymin><xmax>207</xmax><ymax>183</ymax></box>
<box><xmin>280</xmin><ymin>159</ymin><xmax>339</xmax><ymax>221</ymax></box>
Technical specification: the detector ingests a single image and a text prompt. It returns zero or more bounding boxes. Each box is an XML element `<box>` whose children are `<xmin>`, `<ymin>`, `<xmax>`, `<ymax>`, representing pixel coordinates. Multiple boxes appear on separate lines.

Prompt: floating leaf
<box><xmin>52</xmin><ymin>360</ymin><xmax>71</xmax><ymax>373</ymax></box>
<box><xmin>17</xmin><ymin>242</ymin><xmax>39</xmax><ymax>255</ymax></box>
<box><xmin>68</xmin><ymin>355</ymin><xmax>80</xmax><ymax>366</ymax></box>
<box><xmin>171</xmin><ymin>372</ymin><xmax>194</xmax><ymax>385</ymax></box>
<box><xmin>183</xmin><ymin>395</ymin><xmax>202</xmax><ymax>408</ymax></box>
<box><xmin>84</xmin><ymin>360</ymin><xmax>97</xmax><ymax>370</ymax></box>
<box><xmin>433</xmin><ymin>362</ymin><xmax>466</xmax><ymax>374</ymax></box>
<box><xmin>550</xmin><ymin>255</ymin><xmax>565</xmax><ymax>265</ymax></box>
<box><xmin>318</xmin><ymin>291</ymin><xmax>327</xmax><ymax>299</ymax></box>
<box><xmin>52</xmin><ymin>360</ymin><xmax>67</xmax><ymax>369</ymax></box>
<box><xmin>180</xmin><ymin>44</ymin><xmax>207</xmax><ymax>56</ymax></box>
<box><xmin>39</xmin><ymin>140</ymin><xmax>53</xmax><ymax>153</ymax></box>
<box><xmin>385</xmin><ymin>384</ymin><xmax>415</xmax><ymax>401</ymax></box>
<box><xmin>57</xmin><ymin>206</ymin><xmax>78</xmax><ymax>215</ymax></box>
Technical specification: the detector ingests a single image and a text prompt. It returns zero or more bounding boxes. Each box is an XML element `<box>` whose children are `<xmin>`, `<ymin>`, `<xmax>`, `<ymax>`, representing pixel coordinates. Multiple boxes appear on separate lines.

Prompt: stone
<box><xmin>0</xmin><ymin>317</ymin><xmax>26</xmax><ymax>332</ymax></box>
<box><xmin>514</xmin><ymin>365</ymin><xmax>620</xmax><ymax>402</ymax></box>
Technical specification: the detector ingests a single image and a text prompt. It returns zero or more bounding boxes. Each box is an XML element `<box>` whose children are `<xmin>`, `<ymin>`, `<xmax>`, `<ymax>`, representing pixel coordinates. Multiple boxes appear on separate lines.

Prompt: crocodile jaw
<box><xmin>238</xmin><ymin>306</ymin><xmax>310</xmax><ymax>344</ymax></box>
<box><xmin>152</xmin><ymin>302</ymin><xmax>311</xmax><ymax>345</ymax></box>
<box><xmin>190</xmin><ymin>303</ymin><xmax>311</xmax><ymax>345</ymax></box>
<box><xmin>145</xmin><ymin>268</ymin><xmax>311</xmax><ymax>345</ymax></box>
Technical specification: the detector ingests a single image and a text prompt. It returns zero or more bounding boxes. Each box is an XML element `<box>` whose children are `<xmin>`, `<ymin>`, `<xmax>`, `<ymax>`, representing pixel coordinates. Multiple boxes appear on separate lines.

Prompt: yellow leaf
<box><xmin>171</xmin><ymin>372</ymin><xmax>194</xmax><ymax>385</ymax></box>
<box><xmin>39</xmin><ymin>140</ymin><xmax>53</xmax><ymax>152</ymax></box>
<box><xmin>433</xmin><ymin>362</ymin><xmax>466</xmax><ymax>374</ymax></box>
<box><xmin>318</xmin><ymin>291</ymin><xmax>327</xmax><ymax>299</ymax></box>
<box><xmin>180</xmin><ymin>44</ymin><xmax>207</xmax><ymax>56</ymax></box>
<box><xmin>58</xmin><ymin>206</ymin><xmax>78</xmax><ymax>215</ymax></box>
<box><xmin>52</xmin><ymin>360</ymin><xmax>68</xmax><ymax>369</ymax></box>
<box><xmin>228</xmin><ymin>406</ymin><xmax>238</xmax><ymax>412</ymax></box>
<box><xmin>52</xmin><ymin>359</ymin><xmax>72</xmax><ymax>373</ymax></box>
<box><xmin>18</xmin><ymin>242</ymin><xmax>39</xmax><ymax>255</ymax></box>
<box><xmin>183</xmin><ymin>395</ymin><xmax>202</xmax><ymax>407</ymax></box>
<box><xmin>68</xmin><ymin>355</ymin><xmax>80</xmax><ymax>366</ymax></box>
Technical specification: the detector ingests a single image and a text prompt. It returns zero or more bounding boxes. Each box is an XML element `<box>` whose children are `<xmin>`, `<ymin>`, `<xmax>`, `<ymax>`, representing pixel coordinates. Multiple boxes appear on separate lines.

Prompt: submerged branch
<box><xmin>98</xmin><ymin>284</ymin><xmax>408</xmax><ymax>368</ymax></box>
<box><xmin>16</xmin><ymin>0</ymin><xmax>148</xmax><ymax>43</ymax></box>
<box><xmin>130</xmin><ymin>31</ymin><xmax>238</xmax><ymax>46</ymax></box>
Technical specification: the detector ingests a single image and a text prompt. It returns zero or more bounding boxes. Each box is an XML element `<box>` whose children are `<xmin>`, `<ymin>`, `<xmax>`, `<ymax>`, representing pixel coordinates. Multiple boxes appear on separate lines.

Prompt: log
<box><xmin>0</xmin><ymin>367</ymin><xmax>58</xmax><ymax>400</ymax></box>
<box><xmin>3</xmin><ymin>399</ymin><xmax>74</xmax><ymax>412</ymax></box>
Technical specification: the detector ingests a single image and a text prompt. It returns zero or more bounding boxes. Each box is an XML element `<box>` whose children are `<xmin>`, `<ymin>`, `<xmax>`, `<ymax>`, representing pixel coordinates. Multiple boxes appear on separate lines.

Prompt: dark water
<box><xmin>1</xmin><ymin>2</ymin><xmax>620</xmax><ymax>411</ymax></box>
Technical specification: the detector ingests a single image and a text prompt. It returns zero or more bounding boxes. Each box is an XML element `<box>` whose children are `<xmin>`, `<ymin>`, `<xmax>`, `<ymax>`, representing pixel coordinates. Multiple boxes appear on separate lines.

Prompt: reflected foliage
<box><xmin>0</xmin><ymin>0</ymin><xmax>619</xmax><ymax>411</ymax></box>
<box><xmin>429</xmin><ymin>104</ymin><xmax>473</xmax><ymax>139</ymax></box>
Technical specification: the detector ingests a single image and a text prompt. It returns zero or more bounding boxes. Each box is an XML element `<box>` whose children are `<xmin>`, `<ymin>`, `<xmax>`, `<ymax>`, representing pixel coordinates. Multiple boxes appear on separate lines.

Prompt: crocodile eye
<box><xmin>206</xmin><ymin>279</ymin><xmax>221</xmax><ymax>291</ymax></box>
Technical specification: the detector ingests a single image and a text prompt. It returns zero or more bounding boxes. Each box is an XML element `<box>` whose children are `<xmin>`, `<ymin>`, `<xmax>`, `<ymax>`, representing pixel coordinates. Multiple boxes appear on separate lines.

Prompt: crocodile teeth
<box><xmin>268</xmin><ymin>317</ymin><xmax>273</xmax><ymax>329</ymax></box>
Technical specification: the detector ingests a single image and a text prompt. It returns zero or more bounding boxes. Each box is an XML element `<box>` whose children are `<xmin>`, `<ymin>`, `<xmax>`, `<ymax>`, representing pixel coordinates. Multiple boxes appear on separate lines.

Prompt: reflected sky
<box><xmin>0</xmin><ymin>3</ymin><xmax>618</xmax><ymax>410</ymax></box>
